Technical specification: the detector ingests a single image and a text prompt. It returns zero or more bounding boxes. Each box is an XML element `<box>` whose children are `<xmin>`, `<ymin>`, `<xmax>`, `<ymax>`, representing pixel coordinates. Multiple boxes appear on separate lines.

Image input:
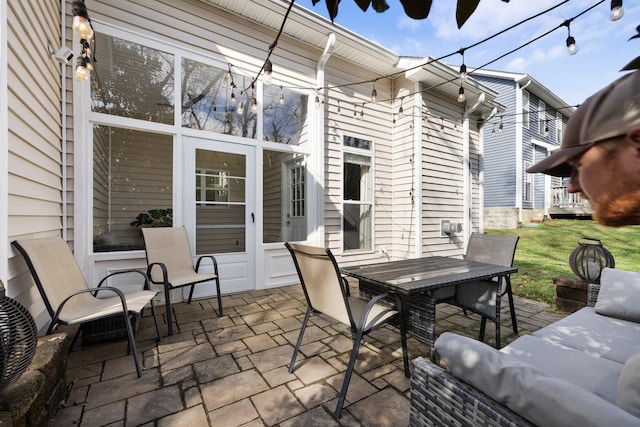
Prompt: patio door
<box><xmin>284</xmin><ymin>158</ymin><xmax>307</xmax><ymax>241</ymax></box>
<box><xmin>183</xmin><ymin>137</ymin><xmax>255</xmax><ymax>296</ymax></box>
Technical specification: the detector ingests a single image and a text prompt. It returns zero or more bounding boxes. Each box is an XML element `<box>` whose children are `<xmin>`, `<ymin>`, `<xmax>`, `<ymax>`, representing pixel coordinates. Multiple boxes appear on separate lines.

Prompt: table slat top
<box><xmin>340</xmin><ymin>256</ymin><xmax>517</xmax><ymax>295</ymax></box>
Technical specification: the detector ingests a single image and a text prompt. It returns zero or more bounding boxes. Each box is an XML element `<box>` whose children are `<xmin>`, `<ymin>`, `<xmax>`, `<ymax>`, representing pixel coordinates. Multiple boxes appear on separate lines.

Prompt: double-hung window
<box><xmin>343</xmin><ymin>136</ymin><xmax>373</xmax><ymax>252</ymax></box>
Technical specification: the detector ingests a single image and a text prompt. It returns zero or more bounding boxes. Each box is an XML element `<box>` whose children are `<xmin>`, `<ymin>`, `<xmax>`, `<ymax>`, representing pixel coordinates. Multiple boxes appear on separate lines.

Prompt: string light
<box><xmin>75</xmin><ymin>56</ymin><xmax>90</xmax><ymax>82</ymax></box>
<box><xmin>263</xmin><ymin>59</ymin><xmax>273</xmax><ymax>85</ymax></box>
<box><xmin>610</xmin><ymin>0</ymin><xmax>624</xmax><ymax>21</ymax></box>
<box><xmin>251</xmin><ymin>98</ymin><xmax>258</xmax><ymax>114</ymax></box>
<box><xmin>564</xmin><ymin>20</ymin><xmax>578</xmax><ymax>55</ymax></box>
<box><xmin>72</xmin><ymin>0</ymin><xmax>93</xmax><ymax>41</ymax></box>
<box><xmin>498</xmin><ymin>116</ymin><xmax>504</xmax><ymax>133</ymax></box>
<box><xmin>371</xmin><ymin>81</ymin><xmax>377</xmax><ymax>103</ymax></box>
<box><xmin>399</xmin><ymin>97</ymin><xmax>404</xmax><ymax>117</ymax></box>
<box><xmin>459</xmin><ymin>49</ymin><xmax>467</xmax><ymax>84</ymax></box>
<box><xmin>457</xmin><ymin>86</ymin><xmax>466</xmax><ymax>103</ymax></box>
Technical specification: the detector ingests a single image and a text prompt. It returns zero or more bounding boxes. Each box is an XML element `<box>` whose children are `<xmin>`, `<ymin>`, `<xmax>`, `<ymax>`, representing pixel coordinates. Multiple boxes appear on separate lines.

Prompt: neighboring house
<box><xmin>470</xmin><ymin>69</ymin><xmax>575</xmax><ymax>229</ymax></box>
<box><xmin>2</xmin><ymin>0</ymin><xmax>501</xmax><ymax>332</ymax></box>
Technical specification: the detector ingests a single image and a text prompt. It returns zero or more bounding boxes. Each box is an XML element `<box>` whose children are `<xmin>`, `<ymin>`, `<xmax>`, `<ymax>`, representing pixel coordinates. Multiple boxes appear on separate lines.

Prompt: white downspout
<box><xmin>313</xmin><ymin>33</ymin><xmax>335</xmax><ymax>246</ymax></box>
<box><xmin>463</xmin><ymin>92</ymin><xmax>485</xmax><ymax>247</ymax></box>
<box><xmin>517</xmin><ymin>79</ymin><xmax>531</xmax><ymax>226</ymax></box>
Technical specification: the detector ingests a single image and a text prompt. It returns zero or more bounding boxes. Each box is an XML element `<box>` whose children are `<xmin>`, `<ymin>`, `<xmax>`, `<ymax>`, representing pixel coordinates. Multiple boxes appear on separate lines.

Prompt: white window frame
<box><xmin>524</xmin><ymin>161</ymin><xmax>533</xmax><ymax>203</ymax></box>
<box><xmin>538</xmin><ymin>100</ymin><xmax>546</xmax><ymax>135</ymax></box>
<box><xmin>556</xmin><ymin>112</ymin><xmax>563</xmax><ymax>144</ymax></box>
<box><xmin>342</xmin><ymin>135</ymin><xmax>374</xmax><ymax>253</ymax></box>
<box><xmin>522</xmin><ymin>91</ymin><xmax>530</xmax><ymax>129</ymax></box>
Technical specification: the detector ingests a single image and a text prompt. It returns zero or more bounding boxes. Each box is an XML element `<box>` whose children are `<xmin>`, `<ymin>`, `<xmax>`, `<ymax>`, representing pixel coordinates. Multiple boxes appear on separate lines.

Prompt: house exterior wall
<box><xmin>474</xmin><ymin>73</ymin><xmax>570</xmax><ymax>228</ymax></box>
<box><xmin>6</xmin><ymin>0</ymin><xmax>65</xmax><ymax>330</ymax></box>
<box><xmin>3</xmin><ymin>0</ymin><xmax>486</xmax><ymax>330</ymax></box>
<box><xmin>473</xmin><ymin>76</ymin><xmax>518</xmax><ymax>208</ymax></box>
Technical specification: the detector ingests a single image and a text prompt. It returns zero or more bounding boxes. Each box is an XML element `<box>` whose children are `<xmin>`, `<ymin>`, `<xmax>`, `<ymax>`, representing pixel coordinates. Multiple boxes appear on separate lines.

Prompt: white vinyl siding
<box><xmin>6</xmin><ymin>0</ymin><xmax>64</xmax><ymax>330</ymax></box>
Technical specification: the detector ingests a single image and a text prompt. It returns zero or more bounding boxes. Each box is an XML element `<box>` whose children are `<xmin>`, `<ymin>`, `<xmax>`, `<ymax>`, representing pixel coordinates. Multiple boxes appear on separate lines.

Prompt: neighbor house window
<box><xmin>343</xmin><ymin>136</ymin><xmax>373</xmax><ymax>252</ymax></box>
<box><xmin>556</xmin><ymin>112</ymin><xmax>563</xmax><ymax>144</ymax></box>
<box><xmin>522</xmin><ymin>91</ymin><xmax>530</xmax><ymax>129</ymax></box>
<box><xmin>524</xmin><ymin>161</ymin><xmax>533</xmax><ymax>203</ymax></box>
<box><xmin>538</xmin><ymin>101</ymin><xmax>547</xmax><ymax>135</ymax></box>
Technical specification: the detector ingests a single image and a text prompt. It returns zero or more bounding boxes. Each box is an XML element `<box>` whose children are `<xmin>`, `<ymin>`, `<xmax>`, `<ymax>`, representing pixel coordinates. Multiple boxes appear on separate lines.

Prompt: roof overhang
<box><xmin>402</xmin><ymin>57</ymin><xmax>504</xmax><ymax>119</ymax></box>
<box><xmin>200</xmin><ymin>0</ymin><xmax>400</xmax><ymax>75</ymax></box>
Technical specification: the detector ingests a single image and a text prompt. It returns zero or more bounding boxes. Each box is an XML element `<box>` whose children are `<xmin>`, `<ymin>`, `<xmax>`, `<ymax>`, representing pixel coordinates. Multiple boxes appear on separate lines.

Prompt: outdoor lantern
<box><xmin>0</xmin><ymin>281</ymin><xmax>38</xmax><ymax>395</ymax></box>
<box><xmin>568</xmin><ymin>238</ymin><xmax>615</xmax><ymax>283</ymax></box>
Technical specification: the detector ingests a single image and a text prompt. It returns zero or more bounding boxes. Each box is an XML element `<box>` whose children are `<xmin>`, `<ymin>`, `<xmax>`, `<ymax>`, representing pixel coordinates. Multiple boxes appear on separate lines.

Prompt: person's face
<box><xmin>566</xmin><ymin>131</ymin><xmax>640</xmax><ymax>226</ymax></box>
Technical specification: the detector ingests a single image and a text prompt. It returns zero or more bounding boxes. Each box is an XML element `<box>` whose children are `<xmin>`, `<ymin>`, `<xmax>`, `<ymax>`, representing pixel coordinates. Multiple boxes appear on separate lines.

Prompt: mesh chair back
<box><xmin>285</xmin><ymin>243</ymin><xmax>351</xmax><ymax>326</ymax></box>
<box><xmin>142</xmin><ymin>227</ymin><xmax>196</xmax><ymax>283</ymax></box>
<box><xmin>465</xmin><ymin>234</ymin><xmax>519</xmax><ymax>266</ymax></box>
<box><xmin>464</xmin><ymin>234</ymin><xmax>519</xmax><ymax>291</ymax></box>
<box><xmin>13</xmin><ymin>236</ymin><xmax>95</xmax><ymax>318</ymax></box>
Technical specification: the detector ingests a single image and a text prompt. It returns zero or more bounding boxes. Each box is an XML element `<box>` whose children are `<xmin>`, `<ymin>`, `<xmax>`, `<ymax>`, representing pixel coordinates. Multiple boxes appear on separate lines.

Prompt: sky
<box><xmin>297</xmin><ymin>0</ymin><xmax>640</xmax><ymax>106</ymax></box>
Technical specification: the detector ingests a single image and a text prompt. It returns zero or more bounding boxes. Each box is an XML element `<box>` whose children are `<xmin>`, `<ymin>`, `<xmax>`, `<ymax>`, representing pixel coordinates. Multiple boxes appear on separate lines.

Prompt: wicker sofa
<box><xmin>409</xmin><ymin>267</ymin><xmax>640</xmax><ymax>427</ymax></box>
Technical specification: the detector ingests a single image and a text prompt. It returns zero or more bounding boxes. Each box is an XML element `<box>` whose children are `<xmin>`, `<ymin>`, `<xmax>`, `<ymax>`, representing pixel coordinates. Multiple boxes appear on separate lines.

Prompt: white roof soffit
<box><xmin>471</xmin><ymin>69</ymin><xmax>575</xmax><ymax>113</ymax></box>
<box><xmin>200</xmin><ymin>0</ymin><xmax>400</xmax><ymax>75</ymax></box>
<box><xmin>403</xmin><ymin>57</ymin><xmax>502</xmax><ymax>117</ymax></box>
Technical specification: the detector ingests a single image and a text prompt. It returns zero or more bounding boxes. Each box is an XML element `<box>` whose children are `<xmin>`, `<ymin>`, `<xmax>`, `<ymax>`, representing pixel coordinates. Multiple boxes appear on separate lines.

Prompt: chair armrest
<box><xmin>410</xmin><ymin>357</ymin><xmax>534</xmax><ymax>427</ymax></box>
<box><xmin>96</xmin><ymin>269</ymin><xmax>150</xmax><ymax>291</ymax></box>
<box><xmin>195</xmin><ymin>255</ymin><xmax>219</xmax><ymax>275</ymax></box>
<box><xmin>588</xmin><ymin>283</ymin><xmax>601</xmax><ymax>307</ymax></box>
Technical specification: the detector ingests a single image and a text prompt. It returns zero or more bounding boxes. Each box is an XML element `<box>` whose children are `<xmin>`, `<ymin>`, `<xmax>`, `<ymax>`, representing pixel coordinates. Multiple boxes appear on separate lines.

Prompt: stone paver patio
<box><xmin>50</xmin><ymin>282</ymin><xmax>565</xmax><ymax>426</ymax></box>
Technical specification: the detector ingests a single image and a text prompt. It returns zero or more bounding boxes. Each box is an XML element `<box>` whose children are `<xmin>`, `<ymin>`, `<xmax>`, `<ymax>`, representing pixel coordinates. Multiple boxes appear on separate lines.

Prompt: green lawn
<box><xmin>486</xmin><ymin>220</ymin><xmax>640</xmax><ymax>308</ymax></box>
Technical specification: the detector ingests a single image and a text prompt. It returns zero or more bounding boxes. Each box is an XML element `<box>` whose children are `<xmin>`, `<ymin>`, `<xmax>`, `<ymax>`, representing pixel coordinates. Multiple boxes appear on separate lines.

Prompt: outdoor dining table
<box><xmin>340</xmin><ymin>255</ymin><xmax>518</xmax><ymax>349</ymax></box>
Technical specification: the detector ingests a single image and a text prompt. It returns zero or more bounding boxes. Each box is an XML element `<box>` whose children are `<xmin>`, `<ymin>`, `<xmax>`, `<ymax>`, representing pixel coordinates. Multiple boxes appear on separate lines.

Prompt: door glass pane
<box><xmin>91</xmin><ymin>32</ymin><xmax>174</xmax><ymax>124</ymax></box>
<box><xmin>93</xmin><ymin>126</ymin><xmax>173</xmax><ymax>252</ymax></box>
<box><xmin>263</xmin><ymin>151</ymin><xmax>307</xmax><ymax>243</ymax></box>
<box><xmin>195</xmin><ymin>149</ymin><xmax>245</xmax><ymax>254</ymax></box>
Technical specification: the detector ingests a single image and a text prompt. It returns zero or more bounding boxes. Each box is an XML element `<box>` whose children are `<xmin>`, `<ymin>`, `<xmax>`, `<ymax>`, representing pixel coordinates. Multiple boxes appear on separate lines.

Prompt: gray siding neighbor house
<box><xmin>470</xmin><ymin>70</ymin><xmax>575</xmax><ymax>229</ymax></box>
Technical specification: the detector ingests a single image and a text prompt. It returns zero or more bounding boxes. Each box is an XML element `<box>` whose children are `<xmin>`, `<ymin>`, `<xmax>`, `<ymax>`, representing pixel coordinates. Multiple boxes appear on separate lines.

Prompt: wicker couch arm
<box><xmin>409</xmin><ymin>357</ymin><xmax>534</xmax><ymax>427</ymax></box>
<box><xmin>588</xmin><ymin>282</ymin><xmax>601</xmax><ymax>307</ymax></box>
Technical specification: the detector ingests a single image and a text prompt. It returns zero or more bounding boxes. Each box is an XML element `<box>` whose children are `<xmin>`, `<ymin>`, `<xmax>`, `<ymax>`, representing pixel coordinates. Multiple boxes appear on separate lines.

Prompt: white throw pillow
<box><xmin>434</xmin><ymin>332</ymin><xmax>640</xmax><ymax>427</ymax></box>
<box><xmin>595</xmin><ymin>268</ymin><xmax>640</xmax><ymax>322</ymax></box>
<box><xmin>618</xmin><ymin>347</ymin><xmax>640</xmax><ymax>416</ymax></box>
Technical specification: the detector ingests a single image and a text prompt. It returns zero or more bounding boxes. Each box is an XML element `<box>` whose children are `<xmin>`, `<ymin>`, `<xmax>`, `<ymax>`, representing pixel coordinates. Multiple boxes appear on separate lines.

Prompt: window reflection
<box><xmin>93</xmin><ymin>126</ymin><xmax>173</xmax><ymax>252</ymax></box>
<box><xmin>263</xmin><ymin>85</ymin><xmax>308</xmax><ymax>146</ymax></box>
<box><xmin>91</xmin><ymin>33</ymin><xmax>174</xmax><ymax>124</ymax></box>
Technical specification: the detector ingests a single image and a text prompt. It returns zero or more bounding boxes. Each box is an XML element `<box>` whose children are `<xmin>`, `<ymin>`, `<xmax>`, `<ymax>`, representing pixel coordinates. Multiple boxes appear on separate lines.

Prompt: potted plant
<box><xmin>130</xmin><ymin>208</ymin><xmax>173</xmax><ymax>228</ymax></box>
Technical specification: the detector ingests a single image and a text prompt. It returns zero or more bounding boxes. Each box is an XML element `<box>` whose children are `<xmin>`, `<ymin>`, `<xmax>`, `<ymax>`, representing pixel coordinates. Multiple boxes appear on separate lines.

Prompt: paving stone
<box><xmin>193</xmin><ymin>354</ymin><xmax>239</xmax><ymax>382</ymax></box>
<box><xmin>208</xmin><ymin>324</ymin><xmax>255</xmax><ymax>345</ymax></box>
<box><xmin>294</xmin><ymin>383</ymin><xmax>336</xmax><ymax>409</ymax></box>
<box><xmin>158</xmin><ymin>342</ymin><xmax>217</xmax><ymax>372</ymax></box>
<box><xmin>80</xmin><ymin>400</ymin><xmax>125</xmax><ymax>426</ymax></box>
<box><xmin>291</xmin><ymin>357</ymin><xmax>338</xmax><ymax>385</ymax></box>
<box><xmin>347</xmin><ymin>387</ymin><xmax>410</xmax><ymax>427</ymax></box>
<box><xmin>248</xmin><ymin>345</ymin><xmax>295</xmax><ymax>373</ymax></box>
<box><xmin>126</xmin><ymin>385</ymin><xmax>184</xmax><ymax>426</ymax></box>
<box><xmin>262</xmin><ymin>366</ymin><xmax>292</xmax><ymax>388</ymax></box>
<box><xmin>207</xmin><ymin>399</ymin><xmax>259</xmax><ymax>427</ymax></box>
<box><xmin>85</xmin><ymin>370</ymin><xmax>161</xmax><ymax>410</ymax></box>
<box><xmin>157</xmin><ymin>404</ymin><xmax>209</xmax><ymax>427</ymax></box>
<box><xmin>201</xmin><ymin>370</ymin><xmax>269</xmax><ymax>411</ymax></box>
<box><xmin>215</xmin><ymin>339</ymin><xmax>248</xmax><ymax>356</ymax></box>
<box><xmin>251</xmin><ymin>385</ymin><xmax>305</xmax><ymax>425</ymax></box>
<box><xmin>273</xmin><ymin>317</ymin><xmax>303</xmax><ymax>332</ymax></box>
<box><xmin>243</xmin><ymin>334</ymin><xmax>278</xmax><ymax>353</ymax></box>
<box><xmin>282</xmin><ymin>408</ymin><xmax>337</xmax><ymax>427</ymax></box>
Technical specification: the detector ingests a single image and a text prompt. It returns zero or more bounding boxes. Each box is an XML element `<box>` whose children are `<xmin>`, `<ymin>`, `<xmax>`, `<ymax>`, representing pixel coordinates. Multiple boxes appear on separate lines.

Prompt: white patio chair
<box><xmin>285</xmin><ymin>242</ymin><xmax>410</xmax><ymax>418</ymax></box>
<box><xmin>454</xmin><ymin>233</ymin><xmax>520</xmax><ymax>348</ymax></box>
<box><xmin>12</xmin><ymin>236</ymin><xmax>160</xmax><ymax>378</ymax></box>
<box><xmin>142</xmin><ymin>227</ymin><xmax>222</xmax><ymax>336</ymax></box>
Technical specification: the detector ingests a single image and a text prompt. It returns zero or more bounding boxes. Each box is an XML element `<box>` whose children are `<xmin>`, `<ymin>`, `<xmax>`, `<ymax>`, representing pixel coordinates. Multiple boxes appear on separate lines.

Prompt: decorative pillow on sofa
<box><xmin>618</xmin><ymin>347</ymin><xmax>640</xmax><ymax>416</ymax></box>
<box><xmin>434</xmin><ymin>332</ymin><xmax>640</xmax><ymax>427</ymax></box>
<box><xmin>595</xmin><ymin>268</ymin><xmax>640</xmax><ymax>322</ymax></box>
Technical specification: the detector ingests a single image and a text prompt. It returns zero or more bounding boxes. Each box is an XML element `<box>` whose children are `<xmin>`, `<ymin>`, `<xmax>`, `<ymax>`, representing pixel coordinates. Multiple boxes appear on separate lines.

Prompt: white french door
<box><xmin>183</xmin><ymin>137</ymin><xmax>255</xmax><ymax>295</ymax></box>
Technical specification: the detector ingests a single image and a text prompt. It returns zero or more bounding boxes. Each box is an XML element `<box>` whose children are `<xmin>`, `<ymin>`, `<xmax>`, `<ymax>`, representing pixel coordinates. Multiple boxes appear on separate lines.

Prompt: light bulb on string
<box><xmin>75</xmin><ymin>56</ymin><xmax>90</xmax><ymax>82</ymax></box>
<box><xmin>610</xmin><ymin>0</ymin><xmax>624</xmax><ymax>21</ymax></box>
<box><xmin>71</xmin><ymin>0</ymin><xmax>93</xmax><ymax>40</ymax></box>
<box><xmin>231</xmin><ymin>90</ymin><xmax>236</xmax><ymax>104</ymax></box>
<box><xmin>263</xmin><ymin>59</ymin><xmax>273</xmax><ymax>85</ymax></box>
<box><xmin>251</xmin><ymin>98</ymin><xmax>258</xmax><ymax>114</ymax></box>
<box><xmin>457</xmin><ymin>86</ymin><xmax>466</xmax><ymax>103</ymax></box>
<box><xmin>399</xmin><ymin>97</ymin><xmax>404</xmax><ymax>117</ymax></box>
<box><xmin>237</xmin><ymin>101</ymin><xmax>244</xmax><ymax>115</ymax></box>
<box><xmin>564</xmin><ymin>21</ymin><xmax>578</xmax><ymax>55</ymax></box>
<box><xmin>498</xmin><ymin>117</ymin><xmax>504</xmax><ymax>133</ymax></box>
<box><xmin>279</xmin><ymin>93</ymin><xmax>284</xmax><ymax>105</ymax></box>
<box><xmin>371</xmin><ymin>82</ymin><xmax>377</xmax><ymax>103</ymax></box>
